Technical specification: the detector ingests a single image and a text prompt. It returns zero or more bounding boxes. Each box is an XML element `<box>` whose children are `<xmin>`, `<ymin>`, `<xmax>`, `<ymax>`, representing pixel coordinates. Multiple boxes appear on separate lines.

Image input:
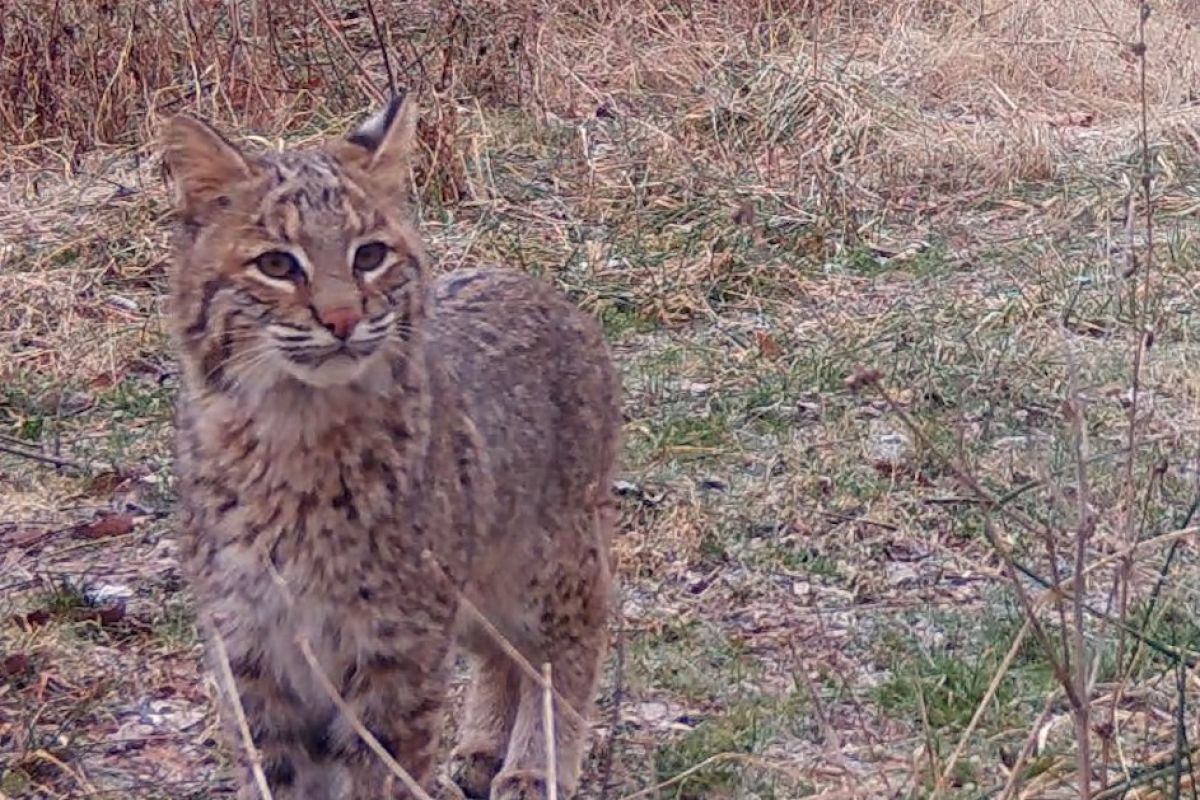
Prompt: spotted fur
<box><xmin>163</xmin><ymin>95</ymin><xmax>621</xmax><ymax>800</ymax></box>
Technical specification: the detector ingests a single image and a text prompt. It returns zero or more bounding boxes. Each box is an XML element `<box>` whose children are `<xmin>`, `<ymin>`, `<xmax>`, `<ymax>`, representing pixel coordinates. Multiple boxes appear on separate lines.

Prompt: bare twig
<box><xmin>854</xmin><ymin>372</ymin><xmax>1200</xmax><ymax>661</ymax></box>
<box><xmin>915</xmin><ymin>671</ymin><xmax>938</xmax><ymax>791</ymax></box>
<box><xmin>1103</xmin><ymin>6</ymin><xmax>1158</xmax><ymax>792</ymax></box>
<box><xmin>997</xmin><ymin>693</ymin><xmax>1062</xmax><ymax>800</ymax></box>
<box><xmin>848</xmin><ymin>371</ymin><xmax>1081</xmax><ymax>706</ymax></box>
<box><xmin>792</xmin><ymin>645</ymin><xmax>841</xmax><ymax>751</ymax></box>
<box><xmin>597</xmin><ymin>594</ymin><xmax>626</xmax><ymax>800</ymax></box>
<box><xmin>302</xmin><ymin>0</ymin><xmax>386</xmax><ymax>103</ymax></box>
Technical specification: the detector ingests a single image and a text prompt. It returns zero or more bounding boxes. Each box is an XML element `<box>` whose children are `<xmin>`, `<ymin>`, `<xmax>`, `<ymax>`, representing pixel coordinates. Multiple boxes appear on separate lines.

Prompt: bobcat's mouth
<box><xmin>280</xmin><ymin>341</ymin><xmax>372</xmax><ymax>367</ymax></box>
<box><xmin>260</xmin><ymin>312</ymin><xmax>399</xmax><ymax>387</ymax></box>
<box><xmin>276</xmin><ymin>345</ymin><xmax>378</xmax><ymax>387</ymax></box>
<box><xmin>267</xmin><ymin>331</ymin><xmax>386</xmax><ymax>387</ymax></box>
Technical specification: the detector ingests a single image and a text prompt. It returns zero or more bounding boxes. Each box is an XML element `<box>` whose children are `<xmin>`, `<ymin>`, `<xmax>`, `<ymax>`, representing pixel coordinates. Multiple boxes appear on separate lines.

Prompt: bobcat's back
<box><xmin>431</xmin><ymin>268</ymin><xmax>620</xmax><ymax>533</ymax></box>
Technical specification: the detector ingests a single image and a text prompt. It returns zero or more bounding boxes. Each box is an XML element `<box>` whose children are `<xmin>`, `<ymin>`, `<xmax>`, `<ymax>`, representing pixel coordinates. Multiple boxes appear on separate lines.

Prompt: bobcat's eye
<box><xmin>353</xmin><ymin>242</ymin><xmax>390</xmax><ymax>274</ymax></box>
<box><xmin>253</xmin><ymin>251</ymin><xmax>304</xmax><ymax>281</ymax></box>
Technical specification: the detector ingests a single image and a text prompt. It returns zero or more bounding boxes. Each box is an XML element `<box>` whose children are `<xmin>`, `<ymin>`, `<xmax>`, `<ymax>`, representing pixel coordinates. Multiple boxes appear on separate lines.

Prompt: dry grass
<box><xmin>6</xmin><ymin>0</ymin><xmax>1200</xmax><ymax>798</ymax></box>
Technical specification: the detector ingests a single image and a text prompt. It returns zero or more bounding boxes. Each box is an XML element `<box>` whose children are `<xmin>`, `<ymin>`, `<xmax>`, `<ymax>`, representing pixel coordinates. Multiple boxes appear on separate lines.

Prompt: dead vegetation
<box><xmin>5</xmin><ymin>0</ymin><xmax>1200</xmax><ymax>798</ymax></box>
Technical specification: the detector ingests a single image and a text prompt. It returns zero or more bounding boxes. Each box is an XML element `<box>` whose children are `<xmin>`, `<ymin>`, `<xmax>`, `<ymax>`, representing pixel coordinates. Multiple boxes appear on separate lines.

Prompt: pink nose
<box><xmin>318</xmin><ymin>306</ymin><xmax>362</xmax><ymax>340</ymax></box>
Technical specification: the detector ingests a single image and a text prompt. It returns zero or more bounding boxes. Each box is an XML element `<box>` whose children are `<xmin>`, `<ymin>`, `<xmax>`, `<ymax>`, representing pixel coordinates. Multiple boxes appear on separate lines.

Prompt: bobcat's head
<box><xmin>163</xmin><ymin>95</ymin><xmax>426</xmax><ymax>394</ymax></box>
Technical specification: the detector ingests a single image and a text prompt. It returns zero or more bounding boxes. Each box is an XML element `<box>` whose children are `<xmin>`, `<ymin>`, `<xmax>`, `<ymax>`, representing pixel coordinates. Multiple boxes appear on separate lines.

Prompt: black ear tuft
<box><xmin>347</xmin><ymin>92</ymin><xmax>408</xmax><ymax>154</ymax></box>
<box><xmin>338</xmin><ymin>92</ymin><xmax>418</xmax><ymax>194</ymax></box>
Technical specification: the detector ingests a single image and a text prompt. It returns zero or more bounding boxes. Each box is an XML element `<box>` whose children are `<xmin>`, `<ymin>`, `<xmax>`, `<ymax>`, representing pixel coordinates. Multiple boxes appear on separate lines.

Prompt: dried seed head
<box><xmin>731</xmin><ymin>200</ymin><xmax>756</xmax><ymax>226</ymax></box>
<box><xmin>844</xmin><ymin>368</ymin><xmax>882</xmax><ymax>393</ymax></box>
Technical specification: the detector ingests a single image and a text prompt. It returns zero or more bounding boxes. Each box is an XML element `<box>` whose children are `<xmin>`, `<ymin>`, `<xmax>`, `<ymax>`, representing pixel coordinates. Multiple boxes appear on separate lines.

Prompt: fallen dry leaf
<box><xmin>75</xmin><ymin>513</ymin><xmax>136</xmax><ymax>540</ymax></box>
<box><xmin>1</xmin><ymin>652</ymin><xmax>32</xmax><ymax>680</ymax></box>
<box><xmin>14</xmin><ymin>604</ymin><xmax>129</xmax><ymax>629</ymax></box>
<box><xmin>86</xmin><ymin>470</ymin><xmax>130</xmax><ymax>496</ymax></box>
<box><xmin>731</xmin><ymin>199</ymin><xmax>756</xmax><ymax>226</ymax></box>
<box><xmin>0</xmin><ymin>525</ymin><xmax>53</xmax><ymax>550</ymax></box>
<box><xmin>755</xmin><ymin>330</ymin><xmax>782</xmax><ymax>358</ymax></box>
<box><xmin>69</xmin><ymin>606</ymin><xmax>128</xmax><ymax>627</ymax></box>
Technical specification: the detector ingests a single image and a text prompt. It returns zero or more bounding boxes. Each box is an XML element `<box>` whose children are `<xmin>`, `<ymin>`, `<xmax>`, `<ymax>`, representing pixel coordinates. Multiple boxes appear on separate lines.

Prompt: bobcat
<box><xmin>163</xmin><ymin>94</ymin><xmax>621</xmax><ymax>800</ymax></box>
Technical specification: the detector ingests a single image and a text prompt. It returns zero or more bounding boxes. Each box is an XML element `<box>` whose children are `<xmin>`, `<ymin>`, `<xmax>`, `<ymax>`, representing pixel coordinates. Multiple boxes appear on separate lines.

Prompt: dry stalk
<box><xmin>234</xmin><ymin>545</ymin><xmax>806</xmax><ymax>800</ymax></box>
<box><xmin>363</xmin><ymin>0</ymin><xmax>396</xmax><ymax>96</ymax></box>
<box><xmin>914</xmin><ymin>674</ymin><xmax>938</xmax><ymax>791</ymax></box>
<box><xmin>936</xmin><ymin>618</ymin><xmax>1032</xmax><ymax>793</ymax></box>
<box><xmin>849</xmin><ymin>370</ymin><xmax>1082</xmax><ymax>705</ymax></box>
<box><xmin>791</xmin><ymin>644</ymin><xmax>841</xmax><ymax>752</ymax></box>
<box><xmin>1026</xmin><ymin>525</ymin><xmax>1200</xmax><ymax>656</ymax></box>
<box><xmin>250</xmin><ymin>545</ymin><xmax>597</xmax><ymax>798</ymax></box>
<box><xmin>542</xmin><ymin>662</ymin><xmax>559</xmax><ymax>800</ymax></box>
<box><xmin>597</xmin><ymin>585</ymin><xmax>626</xmax><ymax>800</ymax></box>
<box><xmin>1121</xmin><ymin>1</ymin><xmax>1156</xmax><ymax>492</ymax></box>
<box><xmin>301</xmin><ymin>0</ymin><xmax>387</xmax><ymax>104</ymax></box>
<box><xmin>997</xmin><ymin>693</ymin><xmax>1062</xmax><ymax>800</ymax></box>
<box><xmin>209</xmin><ymin>625</ymin><xmax>277</xmax><ymax>800</ymax></box>
<box><xmin>294</xmin><ymin>636</ymin><xmax>436</xmax><ymax>800</ymax></box>
<box><xmin>419</xmin><ymin>549</ymin><xmax>589</xmax><ymax>728</ymax></box>
<box><xmin>1103</xmin><ymin>4</ymin><xmax>1159</xmax><ymax>791</ymax></box>
<box><xmin>848</xmin><ymin>367</ymin><xmax>1200</xmax><ymax>798</ymax></box>
<box><xmin>854</xmin><ymin>369</ymin><xmax>1200</xmax><ymax>650</ymax></box>
<box><xmin>260</xmin><ymin>559</ymin><xmax>435</xmax><ymax>800</ymax></box>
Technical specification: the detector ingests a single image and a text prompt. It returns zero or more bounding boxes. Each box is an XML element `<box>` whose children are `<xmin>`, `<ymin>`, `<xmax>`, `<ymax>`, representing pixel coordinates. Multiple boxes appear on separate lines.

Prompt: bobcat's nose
<box><xmin>318</xmin><ymin>306</ymin><xmax>363</xmax><ymax>340</ymax></box>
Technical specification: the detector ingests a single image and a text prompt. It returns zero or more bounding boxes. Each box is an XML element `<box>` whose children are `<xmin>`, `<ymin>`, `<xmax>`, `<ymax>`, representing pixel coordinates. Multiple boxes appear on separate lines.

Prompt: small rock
<box><xmin>142</xmin><ymin>699</ymin><xmax>205</xmax><ymax>732</ymax></box>
<box><xmin>866</xmin><ymin>421</ymin><xmax>912</xmax><ymax>466</ymax></box>
<box><xmin>613</xmin><ymin>480</ymin><xmax>641</xmax><ymax>497</ymax></box>
<box><xmin>87</xmin><ymin>583</ymin><xmax>134</xmax><ymax>605</ymax></box>
<box><xmin>107</xmin><ymin>295</ymin><xmax>139</xmax><ymax>312</ymax></box>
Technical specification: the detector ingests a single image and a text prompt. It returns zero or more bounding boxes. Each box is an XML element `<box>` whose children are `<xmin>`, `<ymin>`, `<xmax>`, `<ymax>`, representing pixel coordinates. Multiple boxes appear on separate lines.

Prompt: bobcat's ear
<box><xmin>336</xmin><ymin>93</ymin><xmax>418</xmax><ymax>195</ymax></box>
<box><xmin>162</xmin><ymin>115</ymin><xmax>254</xmax><ymax>219</ymax></box>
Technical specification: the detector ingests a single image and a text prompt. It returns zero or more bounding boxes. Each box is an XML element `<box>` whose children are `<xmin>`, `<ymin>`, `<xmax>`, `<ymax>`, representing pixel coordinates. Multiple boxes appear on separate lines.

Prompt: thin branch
<box><xmin>1064</xmin><ymin>350</ymin><xmax>1094</xmax><ymax>799</ymax></box>
<box><xmin>997</xmin><ymin>693</ymin><xmax>1061</xmax><ymax>800</ymax></box>
<box><xmin>850</xmin><ymin>370</ymin><xmax>1198</xmax><ymax>666</ymax></box>
<box><xmin>303</xmin><ymin>0</ymin><xmax>386</xmax><ymax>103</ymax></box>
<box><xmin>598</xmin><ymin>591</ymin><xmax>626</xmax><ymax>800</ymax></box>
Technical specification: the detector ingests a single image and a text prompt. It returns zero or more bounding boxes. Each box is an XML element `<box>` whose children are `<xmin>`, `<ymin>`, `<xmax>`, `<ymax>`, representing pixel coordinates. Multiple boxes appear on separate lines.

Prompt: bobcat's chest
<box><xmin>202</xmin><ymin>534</ymin><xmax>383</xmax><ymax>703</ymax></box>
<box><xmin>180</xmin><ymin>400</ymin><xmax>428</xmax><ymax>593</ymax></box>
